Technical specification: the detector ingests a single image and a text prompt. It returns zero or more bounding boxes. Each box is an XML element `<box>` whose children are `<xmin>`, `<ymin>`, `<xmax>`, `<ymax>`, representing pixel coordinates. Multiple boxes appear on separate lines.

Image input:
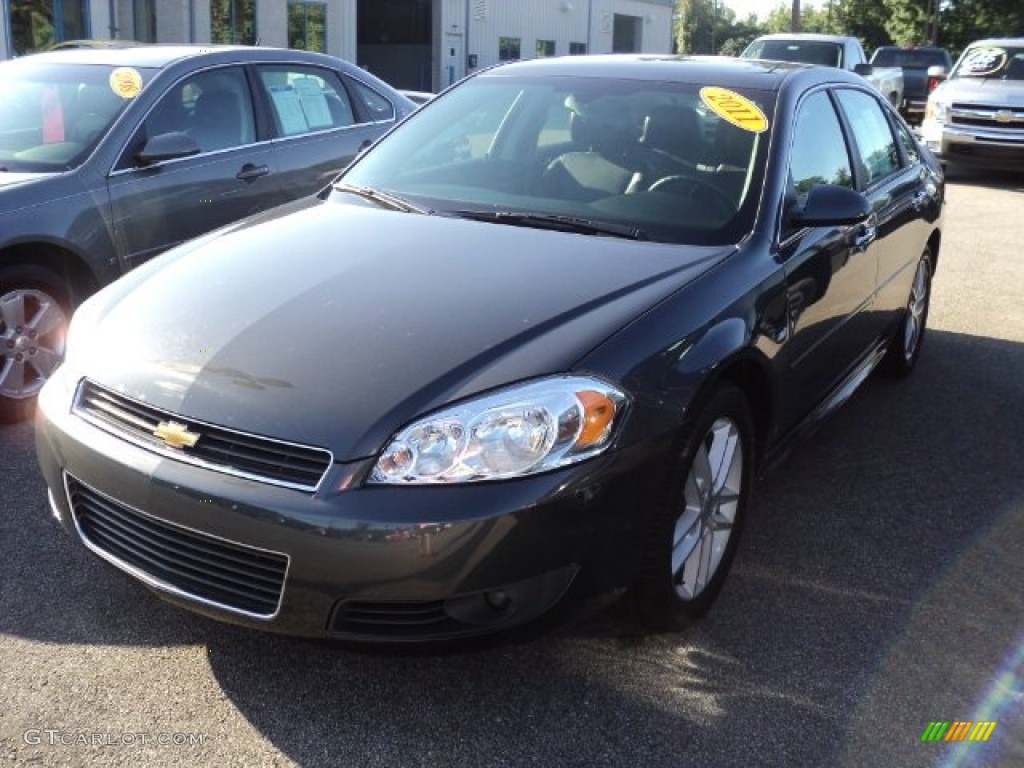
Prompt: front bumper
<box><xmin>35</xmin><ymin>377</ymin><xmax>656</xmax><ymax>643</ymax></box>
<box><xmin>920</xmin><ymin>119</ymin><xmax>1024</xmax><ymax>168</ymax></box>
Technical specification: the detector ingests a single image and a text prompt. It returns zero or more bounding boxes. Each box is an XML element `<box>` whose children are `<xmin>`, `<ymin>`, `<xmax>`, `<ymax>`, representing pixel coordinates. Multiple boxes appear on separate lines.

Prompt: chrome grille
<box><xmin>74</xmin><ymin>380</ymin><xmax>332</xmax><ymax>491</ymax></box>
<box><xmin>66</xmin><ymin>475</ymin><xmax>288</xmax><ymax>618</ymax></box>
<box><xmin>950</xmin><ymin>103</ymin><xmax>1024</xmax><ymax>132</ymax></box>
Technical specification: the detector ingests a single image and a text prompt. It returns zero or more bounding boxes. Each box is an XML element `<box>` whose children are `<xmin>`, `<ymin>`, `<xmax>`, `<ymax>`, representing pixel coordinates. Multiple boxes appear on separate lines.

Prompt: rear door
<box><xmin>833</xmin><ymin>87</ymin><xmax>935</xmax><ymax>322</ymax></box>
<box><xmin>107</xmin><ymin>65</ymin><xmax>279</xmax><ymax>269</ymax></box>
<box><xmin>252</xmin><ymin>64</ymin><xmax>395</xmax><ymax>200</ymax></box>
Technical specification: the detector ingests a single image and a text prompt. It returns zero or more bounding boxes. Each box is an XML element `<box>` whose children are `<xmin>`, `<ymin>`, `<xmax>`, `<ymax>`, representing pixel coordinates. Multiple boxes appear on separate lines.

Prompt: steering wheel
<box><xmin>648</xmin><ymin>174</ymin><xmax>735</xmax><ymax>216</ymax></box>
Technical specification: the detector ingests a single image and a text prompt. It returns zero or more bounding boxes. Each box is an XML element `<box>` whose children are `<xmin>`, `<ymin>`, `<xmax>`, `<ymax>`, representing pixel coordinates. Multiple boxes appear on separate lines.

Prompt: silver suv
<box><xmin>921</xmin><ymin>38</ymin><xmax>1024</xmax><ymax>169</ymax></box>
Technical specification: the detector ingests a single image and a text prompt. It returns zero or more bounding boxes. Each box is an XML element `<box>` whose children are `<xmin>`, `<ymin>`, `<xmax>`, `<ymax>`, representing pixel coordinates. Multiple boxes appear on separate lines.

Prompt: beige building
<box><xmin>2</xmin><ymin>0</ymin><xmax>673</xmax><ymax>91</ymax></box>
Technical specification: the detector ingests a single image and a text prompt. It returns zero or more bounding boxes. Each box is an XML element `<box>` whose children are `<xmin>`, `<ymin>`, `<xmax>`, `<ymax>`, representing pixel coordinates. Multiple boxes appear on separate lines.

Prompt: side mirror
<box><xmin>136</xmin><ymin>132</ymin><xmax>201</xmax><ymax>166</ymax></box>
<box><xmin>789</xmin><ymin>184</ymin><xmax>871</xmax><ymax>227</ymax></box>
<box><xmin>926</xmin><ymin>65</ymin><xmax>947</xmax><ymax>80</ymax></box>
<box><xmin>853</xmin><ymin>63</ymin><xmax>873</xmax><ymax>76</ymax></box>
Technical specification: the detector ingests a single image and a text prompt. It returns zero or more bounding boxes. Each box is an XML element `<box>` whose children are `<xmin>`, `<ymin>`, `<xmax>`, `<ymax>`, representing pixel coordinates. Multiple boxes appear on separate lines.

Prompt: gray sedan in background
<box><xmin>0</xmin><ymin>45</ymin><xmax>414</xmax><ymax>421</ymax></box>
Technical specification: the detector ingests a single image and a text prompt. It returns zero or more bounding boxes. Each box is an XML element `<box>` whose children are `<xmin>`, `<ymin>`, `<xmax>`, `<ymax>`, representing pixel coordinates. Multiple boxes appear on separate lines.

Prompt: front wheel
<box><xmin>882</xmin><ymin>247</ymin><xmax>932</xmax><ymax>377</ymax></box>
<box><xmin>0</xmin><ymin>266</ymin><xmax>71</xmax><ymax>423</ymax></box>
<box><xmin>625</xmin><ymin>385</ymin><xmax>754</xmax><ymax>632</ymax></box>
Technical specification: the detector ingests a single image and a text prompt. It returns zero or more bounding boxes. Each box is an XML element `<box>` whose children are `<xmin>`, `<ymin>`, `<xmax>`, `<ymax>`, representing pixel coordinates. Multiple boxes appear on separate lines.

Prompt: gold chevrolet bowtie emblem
<box><xmin>153</xmin><ymin>420</ymin><xmax>200</xmax><ymax>449</ymax></box>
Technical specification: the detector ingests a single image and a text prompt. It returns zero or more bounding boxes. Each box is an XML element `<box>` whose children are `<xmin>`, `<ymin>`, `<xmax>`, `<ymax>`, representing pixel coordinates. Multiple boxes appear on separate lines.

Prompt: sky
<box><xmin>720</xmin><ymin>1</ymin><xmax>804</xmax><ymax>22</ymax></box>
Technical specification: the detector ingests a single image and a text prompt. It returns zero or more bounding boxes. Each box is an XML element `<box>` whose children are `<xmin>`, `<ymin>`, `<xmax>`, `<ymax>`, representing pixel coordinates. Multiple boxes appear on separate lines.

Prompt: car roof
<box><xmin>964</xmin><ymin>38</ymin><xmax>1024</xmax><ymax>47</ymax></box>
<box><xmin>752</xmin><ymin>33</ymin><xmax>855</xmax><ymax>43</ymax></box>
<box><xmin>481</xmin><ymin>54</ymin><xmax>819</xmax><ymax>91</ymax></box>
<box><xmin>15</xmin><ymin>44</ymin><xmax>331</xmax><ymax>69</ymax></box>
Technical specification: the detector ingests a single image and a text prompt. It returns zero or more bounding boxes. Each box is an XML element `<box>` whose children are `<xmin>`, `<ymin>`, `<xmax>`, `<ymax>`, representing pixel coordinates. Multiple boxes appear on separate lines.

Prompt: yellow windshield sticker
<box><xmin>109</xmin><ymin>67</ymin><xmax>143</xmax><ymax>99</ymax></box>
<box><xmin>700</xmin><ymin>87</ymin><xmax>768</xmax><ymax>133</ymax></box>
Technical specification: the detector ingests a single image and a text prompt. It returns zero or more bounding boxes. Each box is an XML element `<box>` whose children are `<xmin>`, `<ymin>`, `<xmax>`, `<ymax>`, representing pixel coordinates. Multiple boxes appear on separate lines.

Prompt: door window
<box><xmin>788</xmin><ymin>91</ymin><xmax>854</xmax><ymax>201</ymax></box>
<box><xmin>118</xmin><ymin>68</ymin><xmax>255</xmax><ymax>169</ymax></box>
<box><xmin>257</xmin><ymin>67</ymin><xmax>357</xmax><ymax>136</ymax></box>
<box><xmin>835</xmin><ymin>89</ymin><xmax>901</xmax><ymax>186</ymax></box>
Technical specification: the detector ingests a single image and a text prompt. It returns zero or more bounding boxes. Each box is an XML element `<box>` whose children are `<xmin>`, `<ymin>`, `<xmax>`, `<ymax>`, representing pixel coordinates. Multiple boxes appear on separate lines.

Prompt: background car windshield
<box><xmin>748</xmin><ymin>40</ymin><xmax>842</xmax><ymax>67</ymax></box>
<box><xmin>339</xmin><ymin>75</ymin><xmax>774</xmax><ymax>246</ymax></box>
<box><xmin>0</xmin><ymin>62</ymin><xmax>155</xmax><ymax>171</ymax></box>
<box><xmin>951</xmin><ymin>45</ymin><xmax>1024</xmax><ymax>79</ymax></box>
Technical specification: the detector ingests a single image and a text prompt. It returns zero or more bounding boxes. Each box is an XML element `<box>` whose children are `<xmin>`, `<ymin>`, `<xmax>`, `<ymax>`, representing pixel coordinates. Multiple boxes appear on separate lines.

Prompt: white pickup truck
<box><xmin>741</xmin><ymin>34</ymin><xmax>904</xmax><ymax>110</ymax></box>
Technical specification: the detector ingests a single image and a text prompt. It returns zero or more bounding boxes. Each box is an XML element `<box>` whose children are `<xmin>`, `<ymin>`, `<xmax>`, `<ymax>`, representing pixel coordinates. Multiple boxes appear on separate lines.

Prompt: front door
<box><xmin>107</xmin><ymin>66</ymin><xmax>279</xmax><ymax>269</ymax></box>
<box><xmin>778</xmin><ymin>89</ymin><xmax>879</xmax><ymax>427</ymax></box>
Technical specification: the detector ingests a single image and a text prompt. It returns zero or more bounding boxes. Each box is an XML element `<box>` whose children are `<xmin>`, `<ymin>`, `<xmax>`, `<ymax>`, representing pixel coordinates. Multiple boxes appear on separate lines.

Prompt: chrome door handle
<box><xmin>852</xmin><ymin>223</ymin><xmax>876</xmax><ymax>252</ymax></box>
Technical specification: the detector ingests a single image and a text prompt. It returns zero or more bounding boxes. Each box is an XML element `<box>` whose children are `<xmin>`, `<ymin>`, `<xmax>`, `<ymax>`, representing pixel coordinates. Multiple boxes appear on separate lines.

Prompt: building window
<box><xmin>569</xmin><ymin>42</ymin><xmax>587</xmax><ymax>55</ymax></box>
<box><xmin>498</xmin><ymin>37</ymin><xmax>520</xmax><ymax>62</ymax></box>
<box><xmin>211</xmin><ymin>0</ymin><xmax>258</xmax><ymax>46</ymax></box>
<box><xmin>8</xmin><ymin>0</ymin><xmax>90</xmax><ymax>55</ymax></box>
<box><xmin>134</xmin><ymin>0</ymin><xmax>157</xmax><ymax>43</ymax></box>
<box><xmin>288</xmin><ymin>3</ymin><xmax>327</xmax><ymax>52</ymax></box>
<box><xmin>536</xmin><ymin>40</ymin><xmax>555</xmax><ymax>58</ymax></box>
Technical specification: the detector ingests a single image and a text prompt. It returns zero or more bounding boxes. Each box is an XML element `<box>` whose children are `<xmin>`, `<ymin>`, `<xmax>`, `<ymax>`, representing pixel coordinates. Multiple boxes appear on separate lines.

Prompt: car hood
<box><xmin>76</xmin><ymin>200</ymin><xmax>730</xmax><ymax>460</ymax></box>
<box><xmin>939</xmin><ymin>77</ymin><xmax>1024</xmax><ymax>105</ymax></box>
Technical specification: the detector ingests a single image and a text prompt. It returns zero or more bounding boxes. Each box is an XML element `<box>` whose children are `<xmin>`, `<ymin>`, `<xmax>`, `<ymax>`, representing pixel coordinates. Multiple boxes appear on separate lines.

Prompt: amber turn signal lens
<box><xmin>576</xmin><ymin>390</ymin><xmax>617</xmax><ymax>448</ymax></box>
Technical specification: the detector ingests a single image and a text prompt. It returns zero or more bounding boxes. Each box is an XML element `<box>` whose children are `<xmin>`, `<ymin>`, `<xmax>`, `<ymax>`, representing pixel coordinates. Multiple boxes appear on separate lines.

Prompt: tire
<box><xmin>0</xmin><ymin>265</ymin><xmax>72</xmax><ymax>423</ymax></box>
<box><xmin>624</xmin><ymin>385</ymin><xmax>755</xmax><ymax>632</ymax></box>
<box><xmin>882</xmin><ymin>247</ymin><xmax>932</xmax><ymax>378</ymax></box>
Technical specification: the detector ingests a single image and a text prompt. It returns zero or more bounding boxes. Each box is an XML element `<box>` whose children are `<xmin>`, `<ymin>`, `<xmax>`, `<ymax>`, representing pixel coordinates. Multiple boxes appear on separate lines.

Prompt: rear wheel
<box><xmin>882</xmin><ymin>247</ymin><xmax>932</xmax><ymax>377</ymax></box>
<box><xmin>0</xmin><ymin>265</ymin><xmax>71</xmax><ymax>423</ymax></box>
<box><xmin>625</xmin><ymin>385</ymin><xmax>754</xmax><ymax>631</ymax></box>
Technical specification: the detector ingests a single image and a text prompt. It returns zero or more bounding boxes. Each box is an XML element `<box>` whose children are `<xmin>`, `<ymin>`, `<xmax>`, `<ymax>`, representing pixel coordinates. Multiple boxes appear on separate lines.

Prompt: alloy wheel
<box><xmin>672</xmin><ymin>416</ymin><xmax>743</xmax><ymax>601</ymax></box>
<box><xmin>0</xmin><ymin>288</ymin><xmax>68</xmax><ymax>399</ymax></box>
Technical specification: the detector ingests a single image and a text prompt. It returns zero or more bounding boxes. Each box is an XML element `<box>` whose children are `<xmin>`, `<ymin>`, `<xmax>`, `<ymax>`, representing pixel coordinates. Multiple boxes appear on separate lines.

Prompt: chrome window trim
<box><xmin>64</xmin><ymin>472</ymin><xmax>290</xmax><ymax>621</ymax></box>
<box><xmin>72</xmin><ymin>379</ymin><xmax>334</xmax><ymax>493</ymax></box>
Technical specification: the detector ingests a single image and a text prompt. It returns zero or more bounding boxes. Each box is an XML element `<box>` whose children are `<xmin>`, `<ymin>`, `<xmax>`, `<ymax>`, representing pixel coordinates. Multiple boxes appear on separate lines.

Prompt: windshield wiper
<box><xmin>452</xmin><ymin>210</ymin><xmax>647</xmax><ymax>240</ymax></box>
<box><xmin>332</xmin><ymin>182</ymin><xmax>432</xmax><ymax>215</ymax></box>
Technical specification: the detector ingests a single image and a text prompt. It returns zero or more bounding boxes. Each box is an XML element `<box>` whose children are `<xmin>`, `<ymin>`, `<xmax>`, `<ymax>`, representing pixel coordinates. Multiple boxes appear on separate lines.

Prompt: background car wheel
<box><xmin>882</xmin><ymin>247</ymin><xmax>932</xmax><ymax>378</ymax></box>
<box><xmin>624</xmin><ymin>385</ymin><xmax>754</xmax><ymax>632</ymax></box>
<box><xmin>0</xmin><ymin>265</ymin><xmax>71</xmax><ymax>423</ymax></box>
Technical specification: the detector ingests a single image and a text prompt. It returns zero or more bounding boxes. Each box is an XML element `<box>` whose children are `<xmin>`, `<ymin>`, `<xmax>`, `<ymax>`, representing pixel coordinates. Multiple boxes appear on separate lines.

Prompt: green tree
<box><xmin>833</xmin><ymin>0</ymin><xmax>891</xmax><ymax>54</ymax></box>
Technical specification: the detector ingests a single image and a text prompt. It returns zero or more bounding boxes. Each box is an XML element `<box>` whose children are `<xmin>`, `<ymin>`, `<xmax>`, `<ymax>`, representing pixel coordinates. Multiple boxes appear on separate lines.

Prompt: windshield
<box><xmin>0</xmin><ymin>61</ymin><xmax>155</xmax><ymax>172</ymax></box>
<box><xmin>336</xmin><ymin>74</ymin><xmax>775</xmax><ymax>246</ymax></box>
<box><xmin>951</xmin><ymin>45</ymin><xmax>1024</xmax><ymax>80</ymax></box>
<box><xmin>745</xmin><ymin>40</ymin><xmax>843</xmax><ymax>68</ymax></box>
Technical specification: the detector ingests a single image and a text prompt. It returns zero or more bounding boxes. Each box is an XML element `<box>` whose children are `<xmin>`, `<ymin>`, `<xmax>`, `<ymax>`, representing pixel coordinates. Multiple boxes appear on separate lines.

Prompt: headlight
<box><xmin>925</xmin><ymin>96</ymin><xmax>948</xmax><ymax>123</ymax></box>
<box><xmin>369</xmin><ymin>375</ymin><xmax>627</xmax><ymax>484</ymax></box>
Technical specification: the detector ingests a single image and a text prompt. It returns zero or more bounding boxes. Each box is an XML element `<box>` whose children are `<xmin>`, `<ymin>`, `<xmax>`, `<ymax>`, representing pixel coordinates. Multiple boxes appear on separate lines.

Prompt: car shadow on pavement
<box><xmin>943</xmin><ymin>165</ymin><xmax>1024</xmax><ymax>192</ymax></box>
<box><xmin>1</xmin><ymin>328</ymin><xmax>1021</xmax><ymax>767</ymax></box>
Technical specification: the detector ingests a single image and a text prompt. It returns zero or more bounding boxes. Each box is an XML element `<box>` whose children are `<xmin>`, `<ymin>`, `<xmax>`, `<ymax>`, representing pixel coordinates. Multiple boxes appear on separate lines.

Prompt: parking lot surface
<box><xmin>2</xmin><ymin>170</ymin><xmax>1022</xmax><ymax>767</ymax></box>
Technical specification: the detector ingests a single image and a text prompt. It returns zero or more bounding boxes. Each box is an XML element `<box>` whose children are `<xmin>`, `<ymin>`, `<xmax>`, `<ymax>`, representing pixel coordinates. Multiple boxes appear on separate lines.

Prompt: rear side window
<box><xmin>256</xmin><ymin>66</ymin><xmax>357</xmax><ymax>136</ymax></box>
<box><xmin>346</xmin><ymin>78</ymin><xmax>395</xmax><ymax>122</ymax></box>
<box><xmin>834</xmin><ymin>89</ymin><xmax>900</xmax><ymax>186</ymax></box>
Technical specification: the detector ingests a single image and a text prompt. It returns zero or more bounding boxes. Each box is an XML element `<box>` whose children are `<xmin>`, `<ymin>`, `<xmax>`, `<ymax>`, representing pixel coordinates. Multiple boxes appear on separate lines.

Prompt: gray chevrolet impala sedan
<box><xmin>36</xmin><ymin>55</ymin><xmax>944</xmax><ymax>644</ymax></box>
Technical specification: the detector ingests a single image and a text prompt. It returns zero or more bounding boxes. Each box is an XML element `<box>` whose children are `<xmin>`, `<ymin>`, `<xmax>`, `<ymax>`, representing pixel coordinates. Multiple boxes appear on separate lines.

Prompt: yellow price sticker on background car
<box><xmin>109</xmin><ymin>67</ymin><xmax>143</xmax><ymax>99</ymax></box>
<box><xmin>699</xmin><ymin>87</ymin><xmax>768</xmax><ymax>133</ymax></box>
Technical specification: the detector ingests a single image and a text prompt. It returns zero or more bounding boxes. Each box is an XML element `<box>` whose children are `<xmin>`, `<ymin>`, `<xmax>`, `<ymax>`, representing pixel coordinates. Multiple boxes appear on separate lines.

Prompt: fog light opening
<box><xmin>485</xmin><ymin>590</ymin><xmax>511</xmax><ymax>612</ymax></box>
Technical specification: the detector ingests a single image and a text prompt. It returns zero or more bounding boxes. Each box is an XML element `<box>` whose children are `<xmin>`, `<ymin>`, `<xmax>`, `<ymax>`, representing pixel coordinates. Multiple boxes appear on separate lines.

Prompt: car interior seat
<box><xmin>535</xmin><ymin>97</ymin><xmax>643</xmax><ymax>201</ymax></box>
<box><xmin>637</xmin><ymin>105</ymin><xmax>705</xmax><ymax>185</ymax></box>
<box><xmin>74</xmin><ymin>84</ymin><xmax>123</xmax><ymax>145</ymax></box>
<box><xmin>188</xmin><ymin>89</ymin><xmax>246</xmax><ymax>152</ymax></box>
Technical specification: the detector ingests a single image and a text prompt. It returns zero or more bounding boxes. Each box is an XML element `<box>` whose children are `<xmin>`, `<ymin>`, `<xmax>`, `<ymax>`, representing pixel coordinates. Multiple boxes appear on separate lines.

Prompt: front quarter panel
<box><xmin>576</xmin><ymin>241</ymin><xmax>785</xmax><ymax>454</ymax></box>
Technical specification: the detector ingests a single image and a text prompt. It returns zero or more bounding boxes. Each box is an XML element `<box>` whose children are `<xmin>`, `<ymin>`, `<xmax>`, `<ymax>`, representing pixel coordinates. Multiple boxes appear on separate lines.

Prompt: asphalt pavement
<box><xmin>1</xmin><ymin>169</ymin><xmax>1022</xmax><ymax>767</ymax></box>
